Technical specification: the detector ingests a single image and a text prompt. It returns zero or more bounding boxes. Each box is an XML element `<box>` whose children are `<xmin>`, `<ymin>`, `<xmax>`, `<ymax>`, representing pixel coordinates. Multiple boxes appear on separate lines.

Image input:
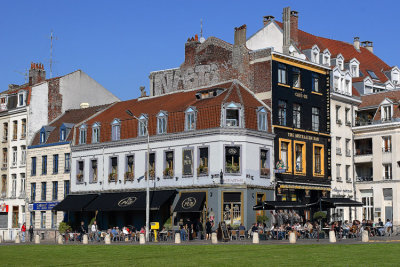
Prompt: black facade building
<box><xmin>271</xmin><ymin>54</ymin><xmax>331</xmax><ymax>220</ymax></box>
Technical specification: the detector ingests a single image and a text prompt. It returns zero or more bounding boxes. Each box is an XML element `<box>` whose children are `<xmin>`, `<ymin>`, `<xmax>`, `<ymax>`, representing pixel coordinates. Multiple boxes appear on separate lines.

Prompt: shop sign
<box><xmin>181</xmin><ymin>197</ymin><xmax>196</xmax><ymax>209</ymax></box>
<box><xmin>274</xmin><ymin>160</ymin><xmax>286</xmax><ymax>173</ymax></box>
<box><xmin>118</xmin><ymin>197</ymin><xmax>137</xmax><ymax>208</ymax></box>
<box><xmin>32</xmin><ymin>202</ymin><xmax>60</xmax><ymax>211</ymax></box>
<box><xmin>0</xmin><ymin>203</ymin><xmax>8</xmax><ymax>212</ymax></box>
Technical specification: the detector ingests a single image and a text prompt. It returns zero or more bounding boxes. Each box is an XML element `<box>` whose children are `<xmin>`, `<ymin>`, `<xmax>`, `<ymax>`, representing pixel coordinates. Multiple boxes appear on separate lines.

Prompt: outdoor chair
<box><xmin>231</xmin><ymin>230</ymin><xmax>238</xmax><ymax>240</ymax></box>
<box><xmin>239</xmin><ymin>230</ymin><xmax>246</xmax><ymax>240</ymax></box>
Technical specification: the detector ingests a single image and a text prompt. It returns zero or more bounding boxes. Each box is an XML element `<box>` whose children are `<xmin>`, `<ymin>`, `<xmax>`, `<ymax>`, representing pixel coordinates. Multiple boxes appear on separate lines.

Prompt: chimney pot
<box><xmin>195</xmin><ymin>34</ymin><xmax>198</xmax><ymax>41</ymax></box>
<box><xmin>263</xmin><ymin>15</ymin><xmax>275</xmax><ymax>25</ymax></box>
<box><xmin>234</xmin><ymin>24</ymin><xmax>247</xmax><ymax>46</ymax></box>
<box><xmin>353</xmin><ymin>37</ymin><xmax>360</xmax><ymax>50</ymax></box>
<box><xmin>80</xmin><ymin>103</ymin><xmax>90</xmax><ymax>109</ymax></box>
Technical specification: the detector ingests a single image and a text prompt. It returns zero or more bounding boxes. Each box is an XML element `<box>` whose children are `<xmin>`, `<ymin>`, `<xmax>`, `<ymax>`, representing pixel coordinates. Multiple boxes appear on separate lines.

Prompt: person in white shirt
<box><xmin>91</xmin><ymin>221</ymin><xmax>99</xmax><ymax>241</ymax></box>
<box><xmin>385</xmin><ymin>219</ymin><xmax>393</xmax><ymax>235</ymax></box>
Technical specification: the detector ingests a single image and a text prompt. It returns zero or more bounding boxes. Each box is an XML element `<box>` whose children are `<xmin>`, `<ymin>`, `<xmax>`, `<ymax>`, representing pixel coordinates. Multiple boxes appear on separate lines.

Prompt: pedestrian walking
<box><xmin>91</xmin><ymin>221</ymin><xmax>99</xmax><ymax>242</ymax></box>
<box><xmin>29</xmin><ymin>225</ymin><xmax>34</xmax><ymax>242</ymax></box>
<box><xmin>21</xmin><ymin>223</ymin><xmax>26</xmax><ymax>242</ymax></box>
<box><xmin>79</xmin><ymin>221</ymin><xmax>86</xmax><ymax>242</ymax></box>
<box><xmin>206</xmin><ymin>218</ymin><xmax>212</xmax><ymax>240</ymax></box>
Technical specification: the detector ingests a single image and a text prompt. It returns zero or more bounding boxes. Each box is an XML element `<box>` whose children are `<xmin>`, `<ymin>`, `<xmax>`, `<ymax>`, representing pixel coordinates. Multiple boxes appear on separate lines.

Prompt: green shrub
<box><xmin>58</xmin><ymin>222</ymin><xmax>72</xmax><ymax>234</ymax></box>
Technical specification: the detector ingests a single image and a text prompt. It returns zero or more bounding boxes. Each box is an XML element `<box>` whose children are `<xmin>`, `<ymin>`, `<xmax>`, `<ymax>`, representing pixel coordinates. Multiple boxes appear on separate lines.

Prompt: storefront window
<box><xmin>41</xmin><ymin>211</ymin><xmax>46</xmax><ymax>229</ymax></box>
<box><xmin>51</xmin><ymin>211</ymin><xmax>57</xmax><ymax>229</ymax></box>
<box><xmin>313</xmin><ymin>144</ymin><xmax>324</xmax><ymax>176</ymax></box>
<box><xmin>223</xmin><ymin>192</ymin><xmax>242</xmax><ymax>226</ymax></box>
<box><xmin>12</xmin><ymin>206</ymin><xmax>19</xmax><ymax>228</ymax></box>
<box><xmin>225</xmin><ymin>146</ymin><xmax>240</xmax><ymax>174</ymax></box>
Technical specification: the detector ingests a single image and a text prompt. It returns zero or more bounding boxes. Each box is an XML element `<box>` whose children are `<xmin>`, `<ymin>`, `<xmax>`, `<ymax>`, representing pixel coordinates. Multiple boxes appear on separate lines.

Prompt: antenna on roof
<box><xmin>49</xmin><ymin>30</ymin><xmax>58</xmax><ymax>78</ymax></box>
<box><xmin>14</xmin><ymin>68</ymin><xmax>28</xmax><ymax>83</ymax></box>
<box><xmin>200</xmin><ymin>19</ymin><xmax>205</xmax><ymax>43</ymax></box>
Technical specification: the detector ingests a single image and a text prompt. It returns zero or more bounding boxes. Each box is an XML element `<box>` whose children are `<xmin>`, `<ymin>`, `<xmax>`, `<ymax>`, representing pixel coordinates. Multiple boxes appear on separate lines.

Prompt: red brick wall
<box><xmin>48</xmin><ymin>79</ymin><xmax>63</xmax><ymax>122</ymax></box>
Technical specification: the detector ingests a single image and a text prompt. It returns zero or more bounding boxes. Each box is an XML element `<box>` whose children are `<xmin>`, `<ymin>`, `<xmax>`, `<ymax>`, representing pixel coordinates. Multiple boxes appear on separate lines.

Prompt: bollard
<box><xmin>174</xmin><ymin>233</ymin><xmax>181</xmax><ymax>244</ymax></box>
<box><xmin>82</xmin><ymin>234</ymin><xmax>88</xmax><ymax>244</ymax></box>
<box><xmin>211</xmin><ymin>232</ymin><xmax>218</xmax><ymax>244</ymax></box>
<box><xmin>15</xmin><ymin>233</ymin><xmax>21</xmax><ymax>244</ymax></box>
<box><xmin>139</xmin><ymin>234</ymin><xmax>145</xmax><ymax>244</ymax></box>
<box><xmin>252</xmin><ymin>232</ymin><xmax>259</xmax><ymax>244</ymax></box>
<box><xmin>329</xmin><ymin>230</ymin><xmax>336</xmax><ymax>243</ymax></box>
<box><xmin>0</xmin><ymin>235</ymin><xmax>2</xmax><ymax>243</ymax></box>
<box><xmin>362</xmin><ymin>230</ymin><xmax>369</xmax><ymax>242</ymax></box>
<box><xmin>289</xmin><ymin>232</ymin><xmax>296</xmax><ymax>244</ymax></box>
<box><xmin>105</xmin><ymin>234</ymin><xmax>111</xmax><ymax>244</ymax></box>
<box><xmin>57</xmin><ymin>235</ymin><xmax>64</xmax><ymax>244</ymax></box>
<box><xmin>35</xmin><ymin>234</ymin><xmax>40</xmax><ymax>244</ymax></box>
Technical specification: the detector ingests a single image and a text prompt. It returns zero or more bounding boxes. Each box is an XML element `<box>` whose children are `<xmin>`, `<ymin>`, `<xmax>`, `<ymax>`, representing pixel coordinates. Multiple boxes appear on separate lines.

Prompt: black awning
<box><xmin>84</xmin><ymin>190</ymin><xmax>176</xmax><ymax>211</ymax></box>
<box><xmin>320</xmin><ymin>198</ymin><xmax>363</xmax><ymax>208</ymax></box>
<box><xmin>253</xmin><ymin>201</ymin><xmax>308</xmax><ymax>210</ymax></box>
<box><xmin>174</xmin><ymin>192</ymin><xmax>206</xmax><ymax>212</ymax></box>
<box><xmin>52</xmin><ymin>194</ymin><xmax>99</xmax><ymax>211</ymax></box>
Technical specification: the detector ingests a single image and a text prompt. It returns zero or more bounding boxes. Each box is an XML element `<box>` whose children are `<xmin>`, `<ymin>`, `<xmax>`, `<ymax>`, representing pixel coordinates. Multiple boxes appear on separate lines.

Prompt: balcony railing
<box><xmin>356</xmin><ymin>176</ymin><xmax>373</xmax><ymax>182</ymax></box>
<box><xmin>382</xmin><ymin>147</ymin><xmax>392</xmax><ymax>153</ymax></box>
<box><xmin>355</xmin><ymin>149</ymin><xmax>372</xmax><ymax>156</ymax></box>
<box><xmin>355</xmin><ymin>117</ymin><xmax>400</xmax><ymax>126</ymax></box>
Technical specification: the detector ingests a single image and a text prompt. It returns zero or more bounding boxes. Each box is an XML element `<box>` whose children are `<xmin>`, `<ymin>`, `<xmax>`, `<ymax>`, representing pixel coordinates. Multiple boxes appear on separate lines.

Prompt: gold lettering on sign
<box><xmin>287</xmin><ymin>132</ymin><xmax>319</xmax><ymax>141</ymax></box>
<box><xmin>294</xmin><ymin>92</ymin><xmax>308</xmax><ymax>99</ymax></box>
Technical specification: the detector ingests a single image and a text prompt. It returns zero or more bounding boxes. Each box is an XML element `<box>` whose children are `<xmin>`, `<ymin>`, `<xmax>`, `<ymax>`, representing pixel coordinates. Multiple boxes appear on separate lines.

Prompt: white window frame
<box><xmin>92</xmin><ymin>123</ymin><xmax>101</xmax><ymax>143</ymax></box>
<box><xmin>185</xmin><ymin>107</ymin><xmax>196</xmax><ymax>131</ymax></box>
<box><xmin>257</xmin><ymin>107</ymin><xmax>268</xmax><ymax>131</ymax></box>
<box><xmin>224</xmin><ymin>103</ymin><xmax>242</xmax><ymax>128</ymax></box>
<box><xmin>79</xmin><ymin>125</ymin><xmax>87</xmax><ymax>144</ymax></box>
<box><xmin>111</xmin><ymin>119</ymin><xmax>121</xmax><ymax>141</ymax></box>
<box><xmin>157</xmin><ymin>111</ymin><xmax>168</xmax><ymax>134</ymax></box>
<box><xmin>138</xmin><ymin>114</ymin><xmax>148</xmax><ymax>137</ymax></box>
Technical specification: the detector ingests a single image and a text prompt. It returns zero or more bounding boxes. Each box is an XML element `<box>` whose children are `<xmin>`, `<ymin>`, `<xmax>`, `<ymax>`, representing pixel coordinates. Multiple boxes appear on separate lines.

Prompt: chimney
<box><xmin>80</xmin><ymin>103</ymin><xmax>90</xmax><ymax>109</ymax></box>
<box><xmin>282</xmin><ymin>7</ymin><xmax>291</xmax><ymax>54</ymax></box>
<box><xmin>263</xmin><ymin>15</ymin><xmax>275</xmax><ymax>26</ymax></box>
<box><xmin>28</xmin><ymin>62</ymin><xmax>46</xmax><ymax>86</ymax></box>
<box><xmin>290</xmin><ymin>10</ymin><xmax>299</xmax><ymax>45</ymax></box>
<box><xmin>234</xmin><ymin>24</ymin><xmax>247</xmax><ymax>46</ymax></box>
<box><xmin>353</xmin><ymin>37</ymin><xmax>360</xmax><ymax>50</ymax></box>
<box><xmin>139</xmin><ymin>86</ymin><xmax>147</xmax><ymax>97</ymax></box>
<box><xmin>184</xmin><ymin>36</ymin><xmax>200</xmax><ymax>66</ymax></box>
<box><xmin>361</xmin><ymin>41</ymin><xmax>373</xmax><ymax>53</ymax></box>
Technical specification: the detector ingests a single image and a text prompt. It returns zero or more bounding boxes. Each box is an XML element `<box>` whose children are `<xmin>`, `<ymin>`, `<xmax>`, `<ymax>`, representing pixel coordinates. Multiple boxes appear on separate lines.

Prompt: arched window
<box><xmin>138</xmin><ymin>114</ymin><xmax>148</xmax><ymax>137</ymax></box>
<box><xmin>257</xmin><ymin>107</ymin><xmax>268</xmax><ymax>131</ymax></box>
<box><xmin>185</xmin><ymin>107</ymin><xmax>196</xmax><ymax>131</ymax></box>
<box><xmin>92</xmin><ymin>122</ymin><xmax>101</xmax><ymax>143</ymax></box>
<box><xmin>224</xmin><ymin>103</ymin><xmax>242</xmax><ymax>127</ymax></box>
<box><xmin>79</xmin><ymin>125</ymin><xmax>87</xmax><ymax>144</ymax></box>
<box><xmin>157</xmin><ymin>111</ymin><xmax>167</xmax><ymax>134</ymax></box>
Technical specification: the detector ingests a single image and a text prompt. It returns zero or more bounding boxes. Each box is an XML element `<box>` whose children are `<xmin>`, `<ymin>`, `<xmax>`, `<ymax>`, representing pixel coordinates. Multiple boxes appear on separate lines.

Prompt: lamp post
<box><xmin>126</xmin><ymin>109</ymin><xmax>150</xmax><ymax>242</ymax></box>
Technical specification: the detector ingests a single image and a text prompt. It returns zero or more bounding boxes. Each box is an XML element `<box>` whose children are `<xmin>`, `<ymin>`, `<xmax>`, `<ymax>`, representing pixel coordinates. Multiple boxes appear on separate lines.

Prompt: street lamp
<box><xmin>126</xmin><ymin>109</ymin><xmax>150</xmax><ymax>242</ymax></box>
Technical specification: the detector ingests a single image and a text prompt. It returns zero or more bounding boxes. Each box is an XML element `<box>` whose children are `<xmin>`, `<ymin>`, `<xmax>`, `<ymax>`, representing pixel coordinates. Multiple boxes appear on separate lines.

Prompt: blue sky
<box><xmin>0</xmin><ymin>1</ymin><xmax>398</xmax><ymax>100</ymax></box>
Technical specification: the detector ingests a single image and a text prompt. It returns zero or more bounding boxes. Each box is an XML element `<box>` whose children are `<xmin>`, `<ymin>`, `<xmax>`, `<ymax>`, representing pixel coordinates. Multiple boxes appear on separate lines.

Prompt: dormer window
<box><xmin>382</xmin><ymin>105</ymin><xmax>392</xmax><ymax>122</ymax></box>
<box><xmin>391</xmin><ymin>69</ymin><xmax>399</xmax><ymax>85</ymax></box>
<box><xmin>40</xmin><ymin>132</ymin><xmax>45</xmax><ymax>144</ymax></box>
<box><xmin>345</xmin><ymin>79</ymin><xmax>351</xmax><ymax>94</ymax></box>
<box><xmin>312</xmin><ymin>74</ymin><xmax>320</xmax><ymax>93</ymax></box>
<box><xmin>157</xmin><ymin>111</ymin><xmax>167</xmax><ymax>134</ymax></box>
<box><xmin>312</xmin><ymin>52</ymin><xmax>319</xmax><ymax>63</ymax></box>
<box><xmin>111</xmin><ymin>119</ymin><xmax>120</xmax><ymax>141</ymax></box>
<box><xmin>367</xmin><ymin>70</ymin><xmax>379</xmax><ymax>80</ymax></box>
<box><xmin>257</xmin><ymin>107</ymin><xmax>268</xmax><ymax>131</ymax></box>
<box><xmin>79</xmin><ymin>125</ymin><xmax>87</xmax><ymax>144</ymax></box>
<box><xmin>338</xmin><ymin>60</ymin><xmax>343</xmax><ymax>70</ymax></box>
<box><xmin>18</xmin><ymin>92</ymin><xmax>25</xmax><ymax>107</ymax></box>
<box><xmin>138</xmin><ymin>114</ymin><xmax>148</xmax><ymax>137</ymax></box>
<box><xmin>60</xmin><ymin>129</ymin><xmax>66</xmax><ymax>141</ymax></box>
<box><xmin>224</xmin><ymin>103</ymin><xmax>241</xmax><ymax>127</ymax></box>
<box><xmin>92</xmin><ymin>123</ymin><xmax>101</xmax><ymax>143</ymax></box>
<box><xmin>185</xmin><ymin>107</ymin><xmax>196</xmax><ymax>131</ymax></box>
<box><xmin>333</xmin><ymin>76</ymin><xmax>339</xmax><ymax>92</ymax></box>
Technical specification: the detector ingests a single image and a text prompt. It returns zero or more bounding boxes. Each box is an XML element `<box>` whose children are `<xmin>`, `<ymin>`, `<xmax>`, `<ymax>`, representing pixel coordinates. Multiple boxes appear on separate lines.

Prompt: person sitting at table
<box><xmin>385</xmin><ymin>219</ymin><xmax>393</xmax><ymax>235</ymax></box>
<box><xmin>269</xmin><ymin>224</ymin><xmax>277</xmax><ymax>239</ymax></box>
<box><xmin>376</xmin><ymin>218</ymin><xmax>385</xmax><ymax>236</ymax></box>
<box><xmin>277</xmin><ymin>224</ymin><xmax>286</xmax><ymax>240</ymax></box>
<box><xmin>111</xmin><ymin>227</ymin><xmax>118</xmax><ymax>242</ymax></box>
<box><xmin>342</xmin><ymin>221</ymin><xmax>350</xmax><ymax>238</ymax></box>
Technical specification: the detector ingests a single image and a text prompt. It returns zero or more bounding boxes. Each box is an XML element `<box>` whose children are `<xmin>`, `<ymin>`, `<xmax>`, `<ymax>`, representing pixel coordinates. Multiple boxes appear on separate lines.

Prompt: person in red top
<box><xmin>21</xmin><ymin>223</ymin><xmax>26</xmax><ymax>242</ymax></box>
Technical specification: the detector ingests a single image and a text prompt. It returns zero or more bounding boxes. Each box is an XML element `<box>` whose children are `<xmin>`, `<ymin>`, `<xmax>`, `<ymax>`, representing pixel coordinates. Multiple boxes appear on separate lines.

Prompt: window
<box><xmin>92</xmin><ymin>123</ymin><xmax>100</xmax><ymax>143</ymax></box>
<box><xmin>336</xmin><ymin>106</ymin><xmax>341</xmax><ymax>124</ymax></box>
<box><xmin>383</xmin><ymin>164</ymin><xmax>392</xmax><ymax>180</ymax></box>
<box><xmin>40</xmin><ymin>132</ymin><xmax>45</xmax><ymax>144</ymax></box>
<box><xmin>367</xmin><ymin>70</ymin><xmax>379</xmax><ymax>80</ymax></box>
<box><xmin>337</xmin><ymin>60</ymin><xmax>343</xmax><ymax>70</ymax></box>
<box><xmin>336</xmin><ymin>137</ymin><xmax>341</xmax><ymax>155</ymax></box>
<box><xmin>382</xmin><ymin>106</ymin><xmax>392</xmax><ymax>121</ymax></box>
<box><xmin>257</xmin><ymin>108</ymin><xmax>268</xmax><ymax>131</ymax></box>
<box><xmin>1</xmin><ymin>175</ymin><xmax>6</xmax><ymax>198</ymax></box>
<box><xmin>109</xmin><ymin>157</ymin><xmax>118</xmax><ymax>182</ymax></box>
<box><xmin>21</xmin><ymin>146</ymin><xmax>26</xmax><ymax>166</ymax></box>
<box><xmin>3</xmin><ymin>122</ymin><xmax>7</xmax><ymax>141</ymax></box>
<box><xmin>51</xmin><ymin>211</ymin><xmax>57</xmax><ymax>229</ymax></box>
<box><xmin>313</xmin><ymin>144</ymin><xmax>324</xmax><ymax>176</ymax></box>
<box><xmin>345</xmin><ymin>108</ymin><xmax>350</xmax><ymax>125</ymax></box>
<box><xmin>312</xmin><ymin>74</ymin><xmax>319</xmax><ymax>92</ymax></box>
<box><xmin>31</xmin><ymin>157</ymin><xmax>36</xmax><ymax>176</ymax></box>
<box><xmin>41</xmin><ymin>182</ymin><xmax>46</xmax><ymax>201</ymax></box>
<box><xmin>294</xmin><ymin>142</ymin><xmax>305</xmax><ymax>174</ymax></box>
<box><xmin>77</xmin><ymin>161</ymin><xmax>84</xmax><ymax>183</ymax></box>
<box><xmin>345</xmin><ymin>80</ymin><xmax>350</xmax><ymax>94</ymax></box>
<box><xmin>157</xmin><ymin>112</ymin><xmax>167</xmax><ymax>134</ymax></box>
<box><xmin>346</xmin><ymin>165</ymin><xmax>351</xmax><ymax>182</ymax></box>
<box><xmin>18</xmin><ymin>93</ymin><xmax>24</xmax><ymax>106</ymax></box>
<box><xmin>30</xmin><ymin>183</ymin><xmax>36</xmax><ymax>202</ymax></box>
<box><xmin>278</xmin><ymin>63</ymin><xmax>287</xmax><ymax>84</ymax></box>
<box><xmin>53</xmin><ymin>154</ymin><xmax>58</xmax><ymax>174</ymax></box>
<box><xmin>111</xmin><ymin>119</ymin><xmax>120</xmax><ymax>141</ymax></box>
<box><xmin>91</xmin><ymin>159</ymin><xmax>98</xmax><ymax>183</ymax></box>
<box><xmin>185</xmin><ymin>107</ymin><xmax>196</xmax><ymax>131</ymax></box>
<box><xmin>125</xmin><ymin>155</ymin><xmax>134</xmax><ymax>181</ymax></box>
<box><xmin>42</xmin><ymin>155</ymin><xmax>47</xmax><ymax>175</ymax></box>
<box><xmin>278</xmin><ymin>100</ymin><xmax>287</xmax><ymax>126</ymax></box>
<box><xmin>182</xmin><ymin>149</ymin><xmax>193</xmax><ymax>176</ymax></box>
<box><xmin>12</xmin><ymin>121</ymin><xmax>17</xmax><ymax>140</ymax></box>
<box><xmin>311</xmin><ymin>107</ymin><xmax>320</xmax><ymax>132</ymax></box>
<box><xmin>64</xmin><ymin>180</ymin><xmax>70</xmax><ymax>197</ymax></box>
<box><xmin>2</xmin><ymin>148</ymin><xmax>6</xmax><ymax>168</ymax></box>
<box><xmin>222</xmin><ymin>192</ymin><xmax>242</xmax><ymax>226</ymax></box>
<box><xmin>147</xmin><ymin>152</ymin><xmax>156</xmax><ymax>180</ymax></box>
<box><xmin>20</xmin><ymin>173</ymin><xmax>25</xmax><ymax>196</ymax></box>
<box><xmin>0</xmin><ymin>97</ymin><xmax>5</xmax><ymax>104</ymax></box>
<box><xmin>260</xmin><ymin>149</ymin><xmax>270</xmax><ymax>177</ymax></box>
<box><xmin>60</xmin><ymin>128</ymin><xmax>66</xmax><ymax>141</ymax></box>
<box><xmin>64</xmin><ymin>153</ymin><xmax>71</xmax><ymax>173</ymax></box>
<box><xmin>12</xmin><ymin>147</ymin><xmax>17</xmax><ymax>167</ymax></box>
<box><xmin>293</xmin><ymin>104</ymin><xmax>301</xmax><ymax>128</ymax></box>
<box><xmin>52</xmin><ymin>181</ymin><xmax>58</xmax><ymax>200</ymax></box>
<box><xmin>382</xmin><ymin>136</ymin><xmax>392</xmax><ymax>152</ymax></box>
<box><xmin>225</xmin><ymin>103</ymin><xmax>240</xmax><ymax>127</ymax></box>
<box><xmin>198</xmin><ymin>147</ymin><xmax>209</xmax><ymax>176</ymax></box>
<box><xmin>312</xmin><ymin>52</ymin><xmax>319</xmax><ymax>63</ymax></box>
<box><xmin>351</xmin><ymin>65</ymin><xmax>357</xmax><ymax>77</ymax></box>
<box><xmin>336</xmin><ymin>164</ymin><xmax>341</xmax><ymax>181</ymax></box>
<box><xmin>30</xmin><ymin>212</ymin><xmax>35</xmax><ymax>228</ymax></box>
<box><xmin>79</xmin><ymin>125</ymin><xmax>87</xmax><ymax>144</ymax></box>
<box><xmin>11</xmin><ymin>174</ymin><xmax>16</xmax><ymax>197</ymax></box>
<box><xmin>21</xmin><ymin>119</ymin><xmax>26</xmax><ymax>139</ymax></box>
<box><xmin>292</xmin><ymin>68</ymin><xmax>301</xmax><ymax>88</ymax></box>
<box><xmin>225</xmin><ymin>146</ymin><xmax>240</xmax><ymax>174</ymax></box>
<box><xmin>164</xmin><ymin>151</ymin><xmax>174</xmax><ymax>178</ymax></box>
<box><xmin>345</xmin><ymin>139</ymin><xmax>351</xmax><ymax>156</ymax></box>
<box><xmin>40</xmin><ymin>211</ymin><xmax>46</xmax><ymax>229</ymax></box>
<box><xmin>279</xmin><ymin>139</ymin><xmax>292</xmax><ymax>173</ymax></box>
<box><xmin>333</xmin><ymin>76</ymin><xmax>339</xmax><ymax>92</ymax></box>
<box><xmin>138</xmin><ymin>115</ymin><xmax>148</xmax><ymax>137</ymax></box>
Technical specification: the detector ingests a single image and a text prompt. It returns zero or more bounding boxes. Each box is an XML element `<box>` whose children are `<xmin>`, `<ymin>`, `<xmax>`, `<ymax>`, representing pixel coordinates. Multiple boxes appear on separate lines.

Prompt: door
<box><xmin>385</xmin><ymin>206</ymin><xmax>393</xmax><ymax>222</ymax></box>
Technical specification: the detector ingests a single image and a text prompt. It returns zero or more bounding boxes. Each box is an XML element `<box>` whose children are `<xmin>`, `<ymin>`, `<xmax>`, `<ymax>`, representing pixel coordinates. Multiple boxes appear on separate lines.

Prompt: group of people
<box><xmin>179</xmin><ymin>218</ymin><xmax>204</xmax><ymax>241</ymax></box>
<box><xmin>19</xmin><ymin>223</ymin><xmax>34</xmax><ymax>242</ymax></box>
